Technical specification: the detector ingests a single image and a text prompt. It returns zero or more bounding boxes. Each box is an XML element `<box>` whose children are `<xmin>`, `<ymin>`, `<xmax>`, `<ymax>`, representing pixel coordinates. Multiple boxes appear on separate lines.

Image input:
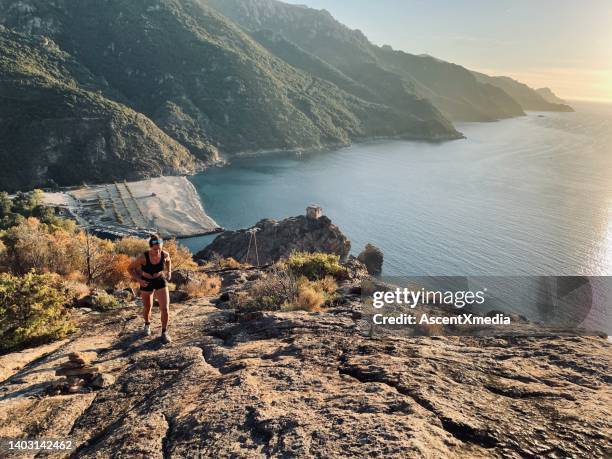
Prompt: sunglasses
<box><xmin>149</xmin><ymin>239</ymin><xmax>163</xmax><ymax>246</ymax></box>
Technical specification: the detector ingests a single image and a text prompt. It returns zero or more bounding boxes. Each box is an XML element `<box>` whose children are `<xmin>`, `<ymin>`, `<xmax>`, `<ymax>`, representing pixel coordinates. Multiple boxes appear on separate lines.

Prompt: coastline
<box><xmin>226</xmin><ymin>130</ymin><xmax>467</xmax><ymax>161</ymax></box>
<box><xmin>42</xmin><ymin>177</ymin><xmax>222</xmax><ymax>240</ymax></box>
<box><xmin>39</xmin><ymin>109</ymin><xmax>575</xmax><ymax>243</ymax></box>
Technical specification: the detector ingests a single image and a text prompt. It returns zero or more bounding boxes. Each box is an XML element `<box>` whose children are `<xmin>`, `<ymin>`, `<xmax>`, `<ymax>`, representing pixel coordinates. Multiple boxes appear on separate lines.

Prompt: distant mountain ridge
<box><xmin>0</xmin><ymin>0</ymin><xmax>571</xmax><ymax>191</ymax></box>
<box><xmin>536</xmin><ymin>87</ymin><xmax>570</xmax><ymax>105</ymax></box>
<box><xmin>473</xmin><ymin>72</ymin><xmax>574</xmax><ymax>112</ymax></box>
<box><xmin>207</xmin><ymin>0</ymin><xmax>571</xmax><ymax>119</ymax></box>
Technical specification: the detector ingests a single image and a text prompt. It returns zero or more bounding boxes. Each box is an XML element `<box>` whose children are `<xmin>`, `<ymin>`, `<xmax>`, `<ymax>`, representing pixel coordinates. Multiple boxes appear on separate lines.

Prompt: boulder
<box><xmin>343</xmin><ymin>256</ymin><xmax>370</xmax><ymax>280</ymax></box>
<box><xmin>170</xmin><ymin>290</ymin><xmax>189</xmax><ymax>303</ymax></box>
<box><xmin>171</xmin><ymin>269</ymin><xmax>196</xmax><ymax>288</ymax></box>
<box><xmin>357</xmin><ymin>244</ymin><xmax>384</xmax><ymax>275</ymax></box>
<box><xmin>112</xmin><ymin>289</ymin><xmax>135</xmax><ymax>301</ymax></box>
<box><xmin>77</xmin><ymin>290</ymin><xmax>121</xmax><ymax>311</ymax></box>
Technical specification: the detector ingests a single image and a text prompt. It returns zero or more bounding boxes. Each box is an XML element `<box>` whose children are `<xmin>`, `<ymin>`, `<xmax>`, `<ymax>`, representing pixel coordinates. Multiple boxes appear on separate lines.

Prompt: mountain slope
<box><xmin>0</xmin><ymin>26</ymin><xmax>197</xmax><ymax>191</ymax></box>
<box><xmin>536</xmin><ymin>87</ymin><xmax>570</xmax><ymax>105</ymax></box>
<box><xmin>473</xmin><ymin>72</ymin><xmax>574</xmax><ymax>112</ymax></box>
<box><xmin>206</xmin><ymin>0</ymin><xmax>527</xmax><ymax>122</ymax></box>
<box><xmin>0</xmin><ymin>0</ymin><xmax>459</xmax><ymax>167</ymax></box>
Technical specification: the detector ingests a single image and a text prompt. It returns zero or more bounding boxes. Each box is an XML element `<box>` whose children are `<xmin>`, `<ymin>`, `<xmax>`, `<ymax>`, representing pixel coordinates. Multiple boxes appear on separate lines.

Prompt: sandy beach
<box><xmin>43</xmin><ymin>176</ymin><xmax>221</xmax><ymax>238</ymax></box>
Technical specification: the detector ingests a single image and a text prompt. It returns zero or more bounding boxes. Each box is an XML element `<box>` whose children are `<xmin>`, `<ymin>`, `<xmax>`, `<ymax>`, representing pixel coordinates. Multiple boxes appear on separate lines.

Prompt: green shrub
<box><xmin>90</xmin><ymin>291</ymin><xmax>121</xmax><ymax>311</ymax></box>
<box><xmin>0</xmin><ymin>271</ymin><xmax>77</xmax><ymax>352</ymax></box>
<box><xmin>286</xmin><ymin>251</ymin><xmax>346</xmax><ymax>281</ymax></box>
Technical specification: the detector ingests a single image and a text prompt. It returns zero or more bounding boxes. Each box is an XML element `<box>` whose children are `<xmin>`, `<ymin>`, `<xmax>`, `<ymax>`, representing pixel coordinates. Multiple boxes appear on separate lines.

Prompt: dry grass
<box><xmin>65</xmin><ymin>270</ymin><xmax>86</xmax><ymax>283</ymax></box>
<box><xmin>204</xmin><ymin>254</ymin><xmax>247</xmax><ymax>270</ymax></box>
<box><xmin>294</xmin><ymin>283</ymin><xmax>325</xmax><ymax>311</ymax></box>
<box><xmin>63</xmin><ymin>280</ymin><xmax>91</xmax><ymax>301</ymax></box>
<box><xmin>184</xmin><ymin>273</ymin><xmax>221</xmax><ymax>298</ymax></box>
<box><xmin>229</xmin><ymin>261</ymin><xmax>340</xmax><ymax>313</ymax></box>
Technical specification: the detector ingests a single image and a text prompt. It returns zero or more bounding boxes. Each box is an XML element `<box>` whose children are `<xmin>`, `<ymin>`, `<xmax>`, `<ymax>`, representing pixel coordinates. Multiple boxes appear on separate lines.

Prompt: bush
<box><xmin>164</xmin><ymin>238</ymin><xmax>198</xmax><ymax>271</ymax></box>
<box><xmin>184</xmin><ymin>273</ymin><xmax>221</xmax><ymax>298</ymax></box>
<box><xmin>219</xmin><ymin>257</ymin><xmax>244</xmax><ymax>269</ymax></box>
<box><xmin>231</xmin><ymin>267</ymin><xmax>297</xmax><ymax>312</ymax></box>
<box><xmin>294</xmin><ymin>282</ymin><xmax>325</xmax><ymax>311</ymax></box>
<box><xmin>91</xmin><ymin>291</ymin><xmax>121</xmax><ymax>311</ymax></box>
<box><xmin>311</xmin><ymin>275</ymin><xmax>339</xmax><ymax>297</ymax></box>
<box><xmin>232</xmin><ymin>268</ymin><xmax>338</xmax><ymax>313</ymax></box>
<box><xmin>202</xmin><ymin>254</ymin><xmax>246</xmax><ymax>271</ymax></box>
<box><xmin>0</xmin><ymin>271</ymin><xmax>77</xmax><ymax>352</ymax></box>
<box><xmin>286</xmin><ymin>251</ymin><xmax>346</xmax><ymax>281</ymax></box>
<box><xmin>283</xmin><ymin>276</ymin><xmax>338</xmax><ymax>312</ymax></box>
<box><xmin>0</xmin><ymin>218</ymin><xmax>84</xmax><ymax>276</ymax></box>
<box><xmin>98</xmin><ymin>253</ymin><xmax>132</xmax><ymax>288</ymax></box>
<box><xmin>0</xmin><ymin>190</ymin><xmax>69</xmax><ymax>231</ymax></box>
<box><xmin>115</xmin><ymin>237</ymin><xmax>149</xmax><ymax>257</ymax></box>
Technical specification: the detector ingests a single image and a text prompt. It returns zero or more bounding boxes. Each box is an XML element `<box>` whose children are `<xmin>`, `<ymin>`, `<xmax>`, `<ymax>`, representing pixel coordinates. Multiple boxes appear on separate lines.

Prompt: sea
<box><xmin>183</xmin><ymin>101</ymin><xmax>612</xmax><ymax>333</ymax></box>
<box><xmin>184</xmin><ymin>101</ymin><xmax>612</xmax><ymax>278</ymax></box>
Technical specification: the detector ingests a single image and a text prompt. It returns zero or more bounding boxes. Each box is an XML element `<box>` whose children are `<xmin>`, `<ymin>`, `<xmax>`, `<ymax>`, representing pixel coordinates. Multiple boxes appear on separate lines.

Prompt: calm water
<box><xmin>184</xmin><ymin>101</ymin><xmax>612</xmax><ymax>277</ymax></box>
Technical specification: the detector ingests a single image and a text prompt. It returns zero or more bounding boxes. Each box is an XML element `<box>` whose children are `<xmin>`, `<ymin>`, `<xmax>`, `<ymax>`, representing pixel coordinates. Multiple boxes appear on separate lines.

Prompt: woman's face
<box><xmin>150</xmin><ymin>243</ymin><xmax>163</xmax><ymax>256</ymax></box>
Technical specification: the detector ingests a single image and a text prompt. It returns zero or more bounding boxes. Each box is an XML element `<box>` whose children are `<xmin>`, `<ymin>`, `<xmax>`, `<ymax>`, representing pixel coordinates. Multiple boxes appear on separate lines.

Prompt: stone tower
<box><xmin>306</xmin><ymin>205</ymin><xmax>322</xmax><ymax>220</ymax></box>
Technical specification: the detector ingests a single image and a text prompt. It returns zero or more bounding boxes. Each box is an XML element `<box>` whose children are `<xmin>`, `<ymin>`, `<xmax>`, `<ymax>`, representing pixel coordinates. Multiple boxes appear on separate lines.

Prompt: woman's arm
<box><xmin>164</xmin><ymin>251</ymin><xmax>172</xmax><ymax>281</ymax></box>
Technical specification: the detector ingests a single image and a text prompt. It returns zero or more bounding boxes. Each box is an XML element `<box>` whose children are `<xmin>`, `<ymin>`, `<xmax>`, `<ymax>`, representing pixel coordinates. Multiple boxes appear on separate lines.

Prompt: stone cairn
<box><xmin>49</xmin><ymin>352</ymin><xmax>114</xmax><ymax>395</ymax></box>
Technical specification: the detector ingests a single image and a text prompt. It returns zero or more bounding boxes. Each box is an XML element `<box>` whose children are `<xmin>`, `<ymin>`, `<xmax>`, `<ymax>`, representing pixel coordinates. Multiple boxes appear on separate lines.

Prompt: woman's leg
<box><xmin>154</xmin><ymin>287</ymin><xmax>170</xmax><ymax>334</ymax></box>
<box><xmin>141</xmin><ymin>291</ymin><xmax>153</xmax><ymax>324</ymax></box>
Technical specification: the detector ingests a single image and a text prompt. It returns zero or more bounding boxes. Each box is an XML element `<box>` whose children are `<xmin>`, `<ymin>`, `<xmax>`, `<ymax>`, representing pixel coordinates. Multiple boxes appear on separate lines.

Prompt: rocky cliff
<box><xmin>196</xmin><ymin>213</ymin><xmax>351</xmax><ymax>265</ymax></box>
<box><xmin>0</xmin><ymin>264</ymin><xmax>610</xmax><ymax>457</ymax></box>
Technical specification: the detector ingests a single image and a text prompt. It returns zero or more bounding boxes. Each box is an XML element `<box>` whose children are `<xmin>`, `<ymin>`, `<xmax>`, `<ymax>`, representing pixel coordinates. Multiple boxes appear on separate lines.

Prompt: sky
<box><xmin>284</xmin><ymin>0</ymin><xmax>612</xmax><ymax>102</ymax></box>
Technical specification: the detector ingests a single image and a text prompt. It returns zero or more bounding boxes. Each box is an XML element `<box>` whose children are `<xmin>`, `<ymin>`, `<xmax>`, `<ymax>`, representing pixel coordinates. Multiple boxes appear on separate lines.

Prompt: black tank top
<box><xmin>142</xmin><ymin>251</ymin><xmax>165</xmax><ymax>275</ymax></box>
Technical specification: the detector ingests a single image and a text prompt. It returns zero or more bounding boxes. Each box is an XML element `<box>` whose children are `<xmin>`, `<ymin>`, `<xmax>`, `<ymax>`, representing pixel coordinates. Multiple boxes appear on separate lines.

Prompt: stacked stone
<box><xmin>53</xmin><ymin>352</ymin><xmax>100</xmax><ymax>394</ymax></box>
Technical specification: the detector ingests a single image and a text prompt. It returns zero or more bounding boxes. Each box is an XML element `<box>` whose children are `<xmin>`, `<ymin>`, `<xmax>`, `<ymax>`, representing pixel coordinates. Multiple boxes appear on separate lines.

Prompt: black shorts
<box><xmin>140</xmin><ymin>276</ymin><xmax>167</xmax><ymax>292</ymax></box>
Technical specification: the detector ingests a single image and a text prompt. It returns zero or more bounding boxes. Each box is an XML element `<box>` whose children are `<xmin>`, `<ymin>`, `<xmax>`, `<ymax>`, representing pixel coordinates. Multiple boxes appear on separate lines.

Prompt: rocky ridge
<box><xmin>0</xmin><ymin>260</ymin><xmax>610</xmax><ymax>458</ymax></box>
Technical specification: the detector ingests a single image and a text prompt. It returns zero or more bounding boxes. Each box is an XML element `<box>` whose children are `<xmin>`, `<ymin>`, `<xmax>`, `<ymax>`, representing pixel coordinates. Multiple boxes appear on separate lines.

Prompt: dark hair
<box><xmin>148</xmin><ymin>233</ymin><xmax>163</xmax><ymax>247</ymax></box>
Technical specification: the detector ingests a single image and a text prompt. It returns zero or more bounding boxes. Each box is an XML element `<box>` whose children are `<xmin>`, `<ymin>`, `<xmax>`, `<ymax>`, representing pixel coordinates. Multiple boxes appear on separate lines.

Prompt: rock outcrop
<box><xmin>196</xmin><ymin>213</ymin><xmax>351</xmax><ymax>265</ymax></box>
<box><xmin>357</xmin><ymin>243</ymin><xmax>384</xmax><ymax>274</ymax></box>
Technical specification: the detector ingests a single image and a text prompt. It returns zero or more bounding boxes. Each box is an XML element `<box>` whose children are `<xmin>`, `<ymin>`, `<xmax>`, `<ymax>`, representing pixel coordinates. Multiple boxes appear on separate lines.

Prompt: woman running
<box><xmin>128</xmin><ymin>234</ymin><xmax>172</xmax><ymax>343</ymax></box>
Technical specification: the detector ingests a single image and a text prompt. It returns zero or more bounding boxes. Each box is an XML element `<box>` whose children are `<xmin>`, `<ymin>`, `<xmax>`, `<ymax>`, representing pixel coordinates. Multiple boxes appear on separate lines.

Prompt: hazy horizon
<box><xmin>284</xmin><ymin>0</ymin><xmax>612</xmax><ymax>103</ymax></box>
